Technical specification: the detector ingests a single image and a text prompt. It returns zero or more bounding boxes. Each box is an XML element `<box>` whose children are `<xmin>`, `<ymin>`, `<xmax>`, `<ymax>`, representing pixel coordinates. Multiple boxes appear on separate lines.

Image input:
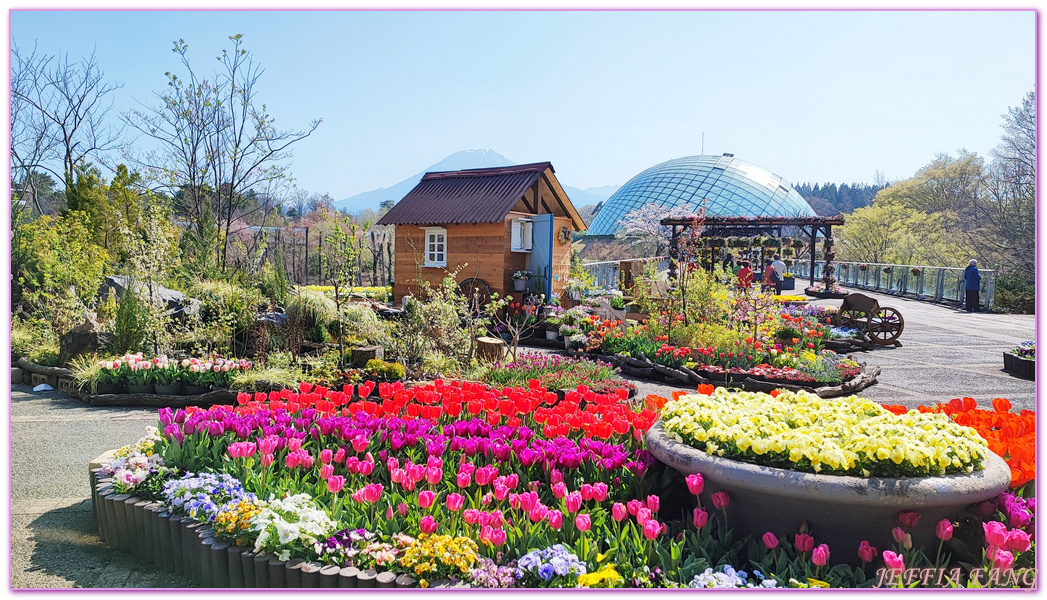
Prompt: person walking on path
<box><xmin>771</xmin><ymin>254</ymin><xmax>788</xmax><ymax>295</ymax></box>
<box><xmin>736</xmin><ymin>260</ymin><xmax>753</xmax><ymax>290</ymax></box>
<box><xmin>762</xmin><ymin>259</ymin><xmax>777</xmax><ymax>293</ymax></box>
<box><xmin>964</xmin><ymin>259</ymin><xmax>982</xmax><ymax>313</ymax></box>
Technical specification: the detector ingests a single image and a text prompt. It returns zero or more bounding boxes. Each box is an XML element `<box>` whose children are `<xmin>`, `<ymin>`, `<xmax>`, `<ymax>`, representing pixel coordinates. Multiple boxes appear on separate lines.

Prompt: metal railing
<box><xmin>580</xmin><ymin>256</ymin><xmax>668</xmax><ymax>289</ymax></box>
<box><xmin>795</xmin><ymin>261</ymin><xmax>995</xmax><ymax>311</ymax></box>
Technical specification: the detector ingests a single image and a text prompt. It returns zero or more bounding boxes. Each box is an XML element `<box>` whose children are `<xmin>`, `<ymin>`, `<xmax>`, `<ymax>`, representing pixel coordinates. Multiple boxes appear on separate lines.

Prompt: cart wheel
<box><xmin>458</xmin><ymin>278</ymin><xmax>493</xmax><ymax>313</ymax></box>
<box><xmin>835</xmin><ymin>307</ymin><xmax>868</xmax><ymax>332</ymax></box>
<box><xmin>869</xmin><ymin>307</ymin><xmax>904</xmax><ymax>345</ymax></box>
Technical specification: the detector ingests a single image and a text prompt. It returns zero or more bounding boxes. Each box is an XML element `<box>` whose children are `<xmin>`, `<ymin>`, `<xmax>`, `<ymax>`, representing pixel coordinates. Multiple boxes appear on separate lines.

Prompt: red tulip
<box><xmin>711</xmin><ymin>491</ymin><xmax>730</xmax><ymax>510</ymax></box>
<box><xmin>897</xmin><ymin>510</ymin><xmax>921</xmax><ymax>529</ymax></box>
<box><xmin>795</xmin><ymin>533</ymin><xmax>814</xmax><ymax>553</ymax></box>
<box><xmin>857</xmin><ymin>540</ymin><xmax>878</xmax><ymax>563</ymax></box>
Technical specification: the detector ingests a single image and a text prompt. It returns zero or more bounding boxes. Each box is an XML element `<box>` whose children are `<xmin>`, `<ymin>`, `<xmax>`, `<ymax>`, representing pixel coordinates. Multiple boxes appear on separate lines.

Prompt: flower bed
<box><xmin>1002</xmin><ymin>341</ymin><xmax>1035</xmax><ymax>380</ymax></box>
<box><xmin>90</xmin><ymin>381</ymin><xmax>1035</xmax><ymax>588</ymax></box>
<box><xmin>83</xmin><ymin>353</ymin><xmax>253</xmax><ymax>395</ymax></box>
<box><xmin>474</xmin><ymin>352</ymin><xmax>636</xmax><ymax>396</ymax></box>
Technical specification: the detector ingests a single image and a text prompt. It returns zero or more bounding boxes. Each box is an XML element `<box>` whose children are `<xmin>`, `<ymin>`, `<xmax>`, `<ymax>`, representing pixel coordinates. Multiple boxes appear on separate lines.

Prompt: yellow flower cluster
<box><xmin>301</xmin><ymin>285</ymin><xmax>391</xmax><ymax>299</ymax></box>
<box><xmin>577</xmin><ymin>564</ymin><xmax>623</xmax><ymax>588</ymax></box>
<box><xmin>773</xmin><ymin>295</ymin><xmax>808</xmax><ymax>302</ymax></box>
<box><xmin>399</xmin><ymin>533</ymin><xmax>479</xmax><ymax>579</ymax></box>
<box><xmin>213</xmin><ymin>499</ymin><xmax>264</xmax><ymax>546</ymax></box>
<box><xmin>661</xmin><ymin>388</ymin><xmax>989</xmax><ymax>477</ymax></box>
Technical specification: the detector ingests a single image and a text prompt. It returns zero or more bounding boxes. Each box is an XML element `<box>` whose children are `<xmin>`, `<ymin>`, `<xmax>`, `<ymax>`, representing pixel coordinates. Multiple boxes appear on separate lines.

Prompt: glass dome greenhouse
<box><xmin>586</xmin><ymin>154</ymin><xmax>817</xmax><ymax>236</ymax></box>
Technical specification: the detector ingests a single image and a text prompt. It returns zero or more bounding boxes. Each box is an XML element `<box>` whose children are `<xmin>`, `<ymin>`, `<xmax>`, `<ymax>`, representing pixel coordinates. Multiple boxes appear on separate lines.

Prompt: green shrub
<box><xmin>191</xmin><ymin>279</ymin><xmax>266</xmax><ymax>332</ymax></box>
<box><xmin>229</xmin><ymin>351</ymin><xmax>304</xmax><ymax>391</ymax></box>
<box><xmin>333</xmin><ymin>303</ymin><xmax>390</xmax><ymax>347</ymax></box>
<box><xmin>12</xmin><ymin>212</ymin><xmax>109</xmax><ymax>307</ymax></box>
<box><xmin>28</xmin><ymin>342</ymin><xmax>60</xmax><ymax>367</ymax></box>
<box><xmin>364</xmin><ymin>359</ymin><xmax>406</xmax><ymax>381</ymax></box>
<box><xmin>107</xmin><ymin>288</ymin><xmax>150</xmax><ymax>355</ymax></box>
<box><xmin>11</xmin><ymin>317</ymin><xmax>56</xmax><ymax>359</ymax></box>
<box><xmin>259</xmin><ymin>263</ymin><xmax>290</xmax><ymax>307</ymax></box>
<box><xmin>286</xmin><ymin>288</ymin><xmax>338</xmax><ymax>331</ymax></box>
<box><xmin>993</xmin><ymin>271</ymin><xmax>1034</xmax><ymax>314</ymax></box>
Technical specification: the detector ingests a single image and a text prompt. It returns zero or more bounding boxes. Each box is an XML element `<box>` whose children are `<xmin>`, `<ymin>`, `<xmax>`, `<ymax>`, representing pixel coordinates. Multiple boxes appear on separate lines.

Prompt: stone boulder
<box><xmin>59</xmin><ymin>316</ymin><xmax>111</xmax><ymax>367</ymax></box>
<box><xmin>99</xmin><ymin>275</ymin><xmax>201</xmax><ymax>319</ymax></box>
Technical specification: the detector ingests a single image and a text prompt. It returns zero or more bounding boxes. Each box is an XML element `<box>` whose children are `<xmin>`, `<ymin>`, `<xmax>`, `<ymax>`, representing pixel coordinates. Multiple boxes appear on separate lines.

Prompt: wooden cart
<box><xmin>834</xmin><ymin>293</ymin><xmax>904</xmax><ymax>346</ymax></box>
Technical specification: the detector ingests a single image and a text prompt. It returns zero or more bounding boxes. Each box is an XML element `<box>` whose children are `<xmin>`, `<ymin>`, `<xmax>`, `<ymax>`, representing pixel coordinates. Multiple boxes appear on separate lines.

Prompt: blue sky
<box><xmin>10</xmin><ymin>9</ymin><xmax>1035</xmax><ymax>200</ymax></box>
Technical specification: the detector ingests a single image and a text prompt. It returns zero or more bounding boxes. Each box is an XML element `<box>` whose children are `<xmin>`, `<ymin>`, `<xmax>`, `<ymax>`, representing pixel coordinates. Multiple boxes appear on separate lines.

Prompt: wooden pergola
<box><xmin>659</xmin><ymin>215</ymin><xmax>845</xmax><ymax>279</ymax></box>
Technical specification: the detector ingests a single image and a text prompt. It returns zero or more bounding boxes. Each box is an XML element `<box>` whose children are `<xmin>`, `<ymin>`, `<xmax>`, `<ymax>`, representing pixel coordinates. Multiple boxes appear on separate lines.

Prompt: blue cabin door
<box><xmin>527</xmin><ymin>214</ymin><xmax>555</xmax><ymax>298</ymax></box>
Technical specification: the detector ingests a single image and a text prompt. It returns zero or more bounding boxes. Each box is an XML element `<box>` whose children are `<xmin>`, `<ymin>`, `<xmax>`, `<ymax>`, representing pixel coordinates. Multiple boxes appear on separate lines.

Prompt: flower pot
<box><xmin>646</xmin><ymin>421</ymin><xmax>1011</xmax><ymax>564</ymax></box>
<box><xmin>513</xmin><ymin>279</ymin><xmax>528</xmax><ymax>292</ymax></box>
<box><xmin>1003</xmin><ymin>352</ymin><xmax>1035</xmax><ymax>380</ymax></box>
<box><xmin>155</xmin><ymin>382</ymin><xmax>183</xmax><ymax>395</ymax></box>
<box><xmin>568</xmin><ymin>290</ymin><xmax>582</xmax><ymax>300</ymax></box>
<box><xmin>185</xmin><ymin>384</ymin><xmax>211</xmax><ymax>396</ymax></box>
<box><xmin>545</xmin><ymin>330</ymin><xmax>559</xmax><ymax>341</ymax></box>
<box><xmin>781</xmin><ymin>277</ymin><xmax>795</xmax><ymax>291</ymax></box>
<box><xmin>96</xmin><ymin>382</ymin><xmax>125</xmax><ymax>395</ymax></box>
<box><xmin>127</xmin><ymin>383</ymin><xmax>155</xmax><ymax>394</ymax></box>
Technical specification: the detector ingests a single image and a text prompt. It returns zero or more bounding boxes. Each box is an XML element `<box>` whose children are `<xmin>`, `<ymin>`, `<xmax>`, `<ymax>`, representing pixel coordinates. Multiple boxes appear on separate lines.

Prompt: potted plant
<box><xmin>781</xmin><ymin>272</ymin><xmax>795</xmax><ymax>291</ymax></box>
<box><xmin>911</xmin><ymin>267</ymin><xmax>922</xmax><ymax>275</ymax></box>
<box><xmin>565</xmin><ymin>278</ymin><xmax>587</xmax><ymax>301</ymax></box>
<box><xmin>543</xmin><ymin>313</ymin><xmax>562</xmax><ymax>340</ymax></box>
<box><xmin>858</xmin><ymin>263</ymin><xmax>868</xmax><ymax>272</ymax></box>
<box><xmin>126</xmin><ymin>361</ymin><xmax>155</xmax><ymax>394</ymax></box>
<box><xmin>1003</xmin><ymin>341</ymin><xmax>1035</xmax><ymax>380</ymax></box>
<box><xmin>153</xmin><ymin>358</ymin><xmax>184</xmax><ymax>395</ymax></box>
<box><xmin>883</xmin><ymin>265</ymin><xmax>893</xmax><ymax>274</ymax></box>
<box><xmin>512</xmin><ymin>269</ymin><xmax>534</xmax><ymax>292</ymax></box>
<box><xmin>96</xmin><ymin>359</ymin><xmax>128</xmax><ymax>395</ymax></box>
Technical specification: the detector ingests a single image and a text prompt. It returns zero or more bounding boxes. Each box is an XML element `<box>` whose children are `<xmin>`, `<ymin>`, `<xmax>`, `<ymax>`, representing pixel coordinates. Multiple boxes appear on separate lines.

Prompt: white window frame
<box><xmin>511</xmin><ymin>218</ymin><xmax>533</xmax><ymax>253</ymax></box>
<box><xmin>422</xmin><ymin>227</ymin><xmax>447</xmax><ymax>267</ymax></box>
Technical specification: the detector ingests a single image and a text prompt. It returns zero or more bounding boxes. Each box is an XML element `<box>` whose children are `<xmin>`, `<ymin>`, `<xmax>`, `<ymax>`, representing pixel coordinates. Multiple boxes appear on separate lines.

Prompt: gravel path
<box><xmin>8</xmin><ymin>290</ymin><xmax>1034</xmax><ymax>587</ymax></box>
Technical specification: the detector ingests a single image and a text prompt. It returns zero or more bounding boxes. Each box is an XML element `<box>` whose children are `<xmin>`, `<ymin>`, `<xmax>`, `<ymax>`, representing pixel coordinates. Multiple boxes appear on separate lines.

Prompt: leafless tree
<box><xmin>124</xmin><ymin>34</ymin><xmax>321</xmax><ymax>271</ymax></box>
<box><xmin>11</xmin><ymin>43</ymin><xmax>122</xmax><ymax>211</ymax></box>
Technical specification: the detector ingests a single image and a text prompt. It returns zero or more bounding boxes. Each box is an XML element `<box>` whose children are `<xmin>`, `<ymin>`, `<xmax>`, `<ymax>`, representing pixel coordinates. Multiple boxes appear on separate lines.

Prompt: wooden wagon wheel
<box><xmin>869</xmin><ymin>307</ymin><xmax>904</xmax><ymax>345</ymax></box>
<box><xmin>835</xmin><ymin>307</ymin><xmax>870</xmax><ymax>333</ymax></box>
<box><xmin>458</xmin><ymin>278</ymin><xmax>493</xmax><ymax>313</ymax></box>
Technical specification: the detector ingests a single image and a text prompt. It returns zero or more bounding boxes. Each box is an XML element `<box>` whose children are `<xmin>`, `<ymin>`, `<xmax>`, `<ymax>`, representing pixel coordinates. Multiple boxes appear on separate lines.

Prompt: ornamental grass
<box><xmin>661</xmin><ymin>388</ymin><xmax>990</xmax><ymax>477</ymax></box>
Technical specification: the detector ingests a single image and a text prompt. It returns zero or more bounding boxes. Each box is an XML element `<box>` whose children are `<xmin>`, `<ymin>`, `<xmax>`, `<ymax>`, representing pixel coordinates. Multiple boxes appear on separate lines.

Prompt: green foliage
<box><xmin>836</xmin><ymin>199</ymin><xmax>966</xmax><ymax>266</ymax></box>
<box><xmin>108</xmin><ymin>287</ymin><xmax>150</xmax><ymax>355</ymax></box>
<box><xmin>191</xmin><ymin>279</ymin><xmax>266</xmax><ymax>336</ymax></box>
<box><xmin>11</xmin><ymin>317</ymin><xmax>56</xmax><ymax>359</ymax></box>
<box><xmin>229</xmin><ymin>351</ymin><xmax>304</xmax><ymax>391</ymax></box>
<box><xmin>392</xmin><ymin>275</ymin><xmax>474</xmax><ymax>373</ymax></box>
<box><xmin>992</xmin><ymin>271</ymin><xmax>1035</xmax><ymax>314</ymax></box>
<box><xmin>69</xmin><ymin>354</ymin><xmax>104</xmax><ymax>393</ymax></box>
<box><xmin>286</xmin><ymin>288</ymin><xmax>338</xmax><ymax>331</ymax></box>
<box><xmin>333</xmin><ymin>303</ymin><xmax>391</xmax><ymax>348</ymax></box>
<box><xmin>364</xmin><ymin>359</ymin><xmax>406</xmax><ymax>381</ymax></box>
<box><xmin>259</xmin><ymin>263</ymin><xmax>290</xmax><ymax>307</ymax></box>
<box><xmin>27</xmin><ymin>343</ymin><xmax>60</xmax><ymax>367</ymax></box>
<box><xmin>12</xmin><ymin>212</ymin><xmax>109</xmax><ymax>309</ymax></box>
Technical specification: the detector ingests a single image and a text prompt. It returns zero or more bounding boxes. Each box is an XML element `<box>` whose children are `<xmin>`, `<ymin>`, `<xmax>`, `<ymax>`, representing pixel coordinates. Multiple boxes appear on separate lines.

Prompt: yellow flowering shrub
<box><xmin>399</xmin><ymin>533</ymin><xmax>479</xmax><ymax>580</ymax></box>
<box><xmin>661</xmin><ymin>388</ymin><xmax>989</xmax><ymax>478</ymax></box>
<box><xmin>577</xmin><ymin>564</ymin><xmax>624</xmax><ymax>588</ymax></box>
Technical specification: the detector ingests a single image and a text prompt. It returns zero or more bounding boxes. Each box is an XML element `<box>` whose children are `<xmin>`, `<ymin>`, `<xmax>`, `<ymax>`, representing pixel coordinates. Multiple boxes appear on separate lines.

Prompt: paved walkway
<box><xmin>8</xmin><ymin>292</ymin><xmax>1035</xmax><ymax>587</ymax></box>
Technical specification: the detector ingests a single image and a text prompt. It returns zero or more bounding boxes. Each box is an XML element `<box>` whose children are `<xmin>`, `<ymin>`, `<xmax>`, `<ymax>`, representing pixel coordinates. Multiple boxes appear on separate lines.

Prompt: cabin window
<box><xmin>422</xmin><ymin>227</ymin><xmax>446</xmax><ymax>267</ymax></box>
<box><xmin>511</xmin><ymin>218</ymin><xmax>533</xmax><ymax>252</ymax></box>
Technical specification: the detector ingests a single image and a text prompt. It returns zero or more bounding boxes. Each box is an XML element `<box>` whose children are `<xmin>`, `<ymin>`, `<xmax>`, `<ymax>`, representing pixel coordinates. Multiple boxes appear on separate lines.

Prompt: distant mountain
<box><xmin>334</xmin><ymin>149</ymin><xmax>515</xmax><ymax>214</ymax></box>
<box><xmin>334</xmin><ymin>149</ymin><xmax>619</xmax><ymax>216</ymax></box>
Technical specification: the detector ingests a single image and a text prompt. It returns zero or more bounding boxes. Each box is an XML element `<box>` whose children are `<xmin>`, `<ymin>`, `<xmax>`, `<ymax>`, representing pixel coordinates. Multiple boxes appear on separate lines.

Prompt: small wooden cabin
<box><xmin>377</xmin><ymin>162</ymin><xmax>586</xmax><ymax>303</ymax></box>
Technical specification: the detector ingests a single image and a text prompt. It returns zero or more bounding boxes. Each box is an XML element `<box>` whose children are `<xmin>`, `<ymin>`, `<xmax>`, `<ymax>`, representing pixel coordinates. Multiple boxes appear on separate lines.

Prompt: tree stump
<box><xmin>350</xmin><ymin>346</ymin><xmax>384</xmax><ymax>367</ymax></box>
<box><xmin>476</xmin><ymin>337</ymin><xmax>507</xmax><ymax>363</ymax></box>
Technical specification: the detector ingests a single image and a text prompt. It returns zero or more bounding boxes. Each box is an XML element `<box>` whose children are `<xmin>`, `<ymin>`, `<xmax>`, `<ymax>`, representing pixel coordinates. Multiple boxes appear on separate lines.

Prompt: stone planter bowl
<box><xmin>647</xmin><ymin>422</ymin><xmax>1011</xmax><ymax>564</ymax></box>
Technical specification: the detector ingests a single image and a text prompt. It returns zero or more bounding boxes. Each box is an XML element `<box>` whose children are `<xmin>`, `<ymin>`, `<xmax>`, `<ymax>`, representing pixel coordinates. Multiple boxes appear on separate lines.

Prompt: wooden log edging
<box><xmin>89</xmin><ymin>449</ymin><xmax>418</xmax><ymax>588</ymax></box>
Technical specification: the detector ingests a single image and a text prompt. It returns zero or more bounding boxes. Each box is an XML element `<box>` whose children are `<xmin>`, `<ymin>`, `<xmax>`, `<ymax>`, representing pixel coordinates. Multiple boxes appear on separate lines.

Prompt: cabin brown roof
<box><xmin>377</xmin><ymin>162</ymin><xmax>555</xmax><ymax>226</ymax></box>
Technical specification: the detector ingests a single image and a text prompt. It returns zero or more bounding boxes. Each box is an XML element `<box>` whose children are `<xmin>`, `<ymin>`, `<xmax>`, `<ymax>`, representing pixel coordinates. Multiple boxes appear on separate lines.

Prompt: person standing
<box><xmin>964</xmin><ymin>259</ymin><xmax>982</xmax><ymax>313</ymax></box>
<box><xmin>762</xmin><ymin>258</ymin><xmax>776</xmax><ymax>292</ymax></box>
<box><xmin>736</xmin><ymin>260</ymin><xmax>753</xmax><ymax>290</ymax></box>
<box><xmin>771</xmin><ymin>253</ymin><xmax>788</xmax><ymax>295</ymax></box>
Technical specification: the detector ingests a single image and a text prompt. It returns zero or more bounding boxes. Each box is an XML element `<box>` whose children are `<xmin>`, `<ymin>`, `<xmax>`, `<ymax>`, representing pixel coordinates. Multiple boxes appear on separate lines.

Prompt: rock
<box><xmin>350</xmin><ymin>346</ymin><xmax>383</xmax><ymax>367</ymax></box>
<box><xmin>59</xmin><ymin>318</ymin><xmax>111</xmax><ymax>367</ymax></box>
<box><xmin>98</xmin><ymin>275</ymin><xmax>200</xmax><ymax>319</ymax></box>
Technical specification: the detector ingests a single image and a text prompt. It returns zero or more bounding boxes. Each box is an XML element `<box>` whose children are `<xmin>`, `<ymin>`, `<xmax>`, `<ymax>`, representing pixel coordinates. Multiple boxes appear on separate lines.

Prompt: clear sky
<box><xmin>10</xmin><ymin>8</ymin><xmax>1035</xmax><ymax>200</ymax></box>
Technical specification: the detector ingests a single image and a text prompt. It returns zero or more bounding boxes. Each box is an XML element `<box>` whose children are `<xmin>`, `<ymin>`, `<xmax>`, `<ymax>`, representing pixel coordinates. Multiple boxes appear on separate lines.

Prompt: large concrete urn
<box><xmin>646</xmin><ymin>422</ymin><xmax>1011</xmax><ymax>564</ymax></box>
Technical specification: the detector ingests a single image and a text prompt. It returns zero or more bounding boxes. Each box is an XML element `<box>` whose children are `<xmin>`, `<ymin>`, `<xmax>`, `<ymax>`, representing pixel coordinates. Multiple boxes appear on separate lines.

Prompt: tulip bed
<box><xmin>100</xmin><ymin>379</ymin><xmax>1035</xmax><ymax>588</ymax></box>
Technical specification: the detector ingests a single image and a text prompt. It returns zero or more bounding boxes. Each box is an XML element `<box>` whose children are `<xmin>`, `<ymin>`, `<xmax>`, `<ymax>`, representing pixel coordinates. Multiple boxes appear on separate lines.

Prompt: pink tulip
<box><xmin>456</xmin><ymin>472</ymin><xmax>471</xmax><ymax>488</ymax></box>
<box><xmin>897</xmin><ymin>510</ymin><xmax>921</xmax><ymax>529</ymax></box>
<box><xmin>627</xmin><ymin>499</ymin><xmax>642</xmax><ymax>516</ymax></box>
<box><xmin>490</xmin><ymin>528</ymin><xmax>506</xmax><ymax>546</ymax></box>
<box><xmin>580</xmin><ymin>484</ymin><xmax>594</xmax><ymax>501</ymax></box>
<box><xmin>351</xmin><ymin>436</ymin><xmax>369</xmax><ymax>453</ymax></box>
<box><xmin>812</xmin><ymin>543</ymin><xmax>830</xmax><ymax>567</ymax></box>
<box><xmin>547</xmin><ymin>510</ymin><xmax>564</xmax><ymax>530</ymax></box>
<box><xmin>989</xmin><ymin>547</ymin><xmax>1015</xmax><ymax>570</ymax></box>
<box><xmin>857</xmin><ymin>541</ymin><xmax>878</xmax><ymax>563</ymax></box>
<box><xmin>529</xmin><ymin>506</ymin><xmax>548</xmax><ymax>523</ymax></box>
<box><xmin>479</xmin><ymin>525</ymin><xmax>494</xmax><ymax>545</ymax></box>
<box><xmin>685</xmin><ymin>473</ymin><xmax>704</xmax><ymax>496</ymax></box>
<box><xmin>359</xmin><ymin>461</ymin><xmax>374</xmax><ymax>476</ymax></box>
<box><xmin>612</xmin><ymin>502</ymin><xmax>627</xmax><ymax>522</ymax></box>
<box><xmin>426</xmin><ymin>467</ymin><xmax>443</xmax><ymax>485</ymax></box>
<box><xmin>795</xmin><ymin>533</ymin><xmax>814</xmax><ymax>553</ymax></box>
<box><xmin>564</xmin><ymin>491</ymin><xmax>582</xmax><ymax>513</ymax></box>
<box><xmin>575</xmin><ymin>513</ymin><xmax>592</xmax><ymax>531</ymax></box>
<box><xmin>420</xmin><ymin>516</ymin><xmax>437</xmax><ymax>534</ymax></box>
<box><xmin>260</xmin><ymin>453</ymin><xmax>274</xmax><ymax>467</ymax></box>
<box><xmin>446</xmin><ymin>493</ymin><xmax>465</xmax><ymax>512</ymax></box>
<box><xmin>417</xmin><ymin>491</ymin><xmax>436</xmax><ymax>508</ymax></box>
<box><xmin>493</xmin><ymin>482</ymin><xmax>510</xmax><ymax>501</ymax></box>
<box><xmin>391</xmin><ymin>468</ymin><xmax>405</xmax><ymax>484</ymax></box>
<box><xmin>319</xmin><ymin>463</ymin><xmax>334</xmax><ymax>480</ymax></box>
<box><xmin>892</xmin><ymin>526</ymin><xmax>906</xmax><ymax>543</ymax></box>
<box><xmin>711</xmin><ymin>491</ymin><xmax>730</xmax><ymax>510</ymax></box>
<box><xmin>463</xmin><ymin>509</ymin><xmax>481</xmax><ymax>525</ymax></box>
<box><xmin>285</xmin><ymin>452</ymin><xmax>302</xmax><ymax>469</ymax></box>
<box><xmin>506</xmin><ymin>473</ymin><xmax>520</xmax><ymax>490</ymax></box>
<box><xmin>935</xmin><ymin>519</ymin><xmax>953</xmax><ymax>542</ymax></box>
<box><xmin>327</xmin><ymin>476</ymin><xmax>345</xmax><ymax>494</ymax></box>
<box><xmin>387</xmin><ymin>457</ymin><xmax>400</xmax><ymax>471</ymax></box>
<box><xmin>320</xmin><ymin>449</ymin><xmax>333</xmax><ymax>464</ymax></box>
<box><xmin>287</xmin><ymin>437</ymin><xmax>302</xmax><ymax>452</ymax></box>
<box><xmin>636</xmin><ymin>507</ymin><xmax>652</xmax><ymax>525</ymax></box>
<box><xmin>882</xmin><ymin>550</ymin><xmax>904</xmax><ymax>571</ymax></box>
<box><xmin>398</xmin><ymin>502</ymin><xmax>409</xmax><ymax>516</ymax></box>
<box><xmin>983</xmin><ymin>521</ymin><xmax>1009</xmax><ymax>549</ymax></box>
<box><xmin>1005</xmin><ymin>529</ymin><xmax>1032</xmax><ymax>553</ymax></box>
<box><xmin>552</xmin><ymin>482</ymin><xmax>568</xmax><ymax>499</ymax></box>
<box><xmin>643</xmin><ymin>519</ymin><xmax>661</xmax><ymax>540</ymax></box>
<box><xmin>401</xmin><ymin>477</ymin><xmax>416</xmax><ymax>492</ymax></box>
<box><xmin>693</xmin><ymin>508</ymin><xmax>708</xmax><ymax>529</ymax></box>
<box><xmin>592</xmin><ymin>482</ymin><xmax>608</xmax><ymax>502</ymax></box>
<box><xmin>762</xmin><ymin>531</ymin><xmax>779</xmax><ymax>550</ymax></box>
<box><xmin>458</xmin><ymin>461</ymin><xmax>475</xmax><ymax>475</ymax></box>
<box><xmin>550</xmin><ymin>469</ymin><xmax>563</xmax><ymax>485</ymax></box>
<box><xmin>407</xmin><ymin>463</ymin><xmax>425</xmax><ymax>482</ymax></box>
<box><xmin>385</xmin><ymin>506</ymin><xmax>394</xmax><ymax>520</ymax></box>
<box><xmin>426</xmin><ymin>455</ymin><xmax>443</xmax><ymax>469</ymax></box>
<box><xmin>647</xmin><ymin>494</ymin><xmax>660</xmax><ymax>513</ymax></box>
